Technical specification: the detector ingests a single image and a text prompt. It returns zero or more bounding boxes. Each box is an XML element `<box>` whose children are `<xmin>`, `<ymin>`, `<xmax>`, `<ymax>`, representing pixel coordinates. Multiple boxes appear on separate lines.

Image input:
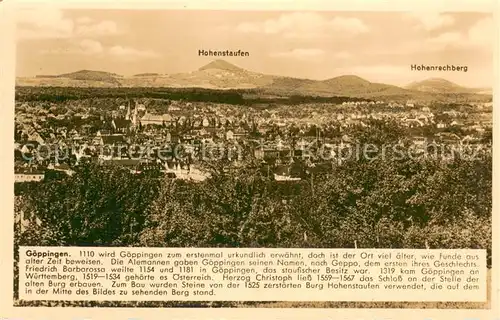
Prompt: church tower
<box><xmin>132</xmin><ymin>101</ymin><xmax>138</xmax><ymax>127</ymax></box>
<box><xmin>125</xmin><ymin>100</ymin><xmax>131</xmax><ymax>120</ymax></box>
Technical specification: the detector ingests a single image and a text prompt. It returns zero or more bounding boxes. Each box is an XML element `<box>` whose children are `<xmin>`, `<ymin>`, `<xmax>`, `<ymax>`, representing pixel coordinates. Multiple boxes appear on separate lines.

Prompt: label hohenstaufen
<box><xmin>198</xmin><ymin>49</ymin><xmax>250</xmax><ymax>57</ymax></box>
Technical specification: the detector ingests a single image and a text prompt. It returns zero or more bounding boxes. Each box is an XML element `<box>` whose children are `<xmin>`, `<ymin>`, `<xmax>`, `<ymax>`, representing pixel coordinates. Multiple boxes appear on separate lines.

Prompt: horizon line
<box><xmin>15</xmin><ymin>59</ymin><xmax>492</xmax><ymax>89</ymax></box>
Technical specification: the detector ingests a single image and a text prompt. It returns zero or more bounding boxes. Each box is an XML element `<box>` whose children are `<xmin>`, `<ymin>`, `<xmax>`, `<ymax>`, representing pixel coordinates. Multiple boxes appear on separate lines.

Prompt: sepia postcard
<box><xmin>0</xmin><ymin>0</ymin><xmax>498</xmax><ymax>319</ymax></box>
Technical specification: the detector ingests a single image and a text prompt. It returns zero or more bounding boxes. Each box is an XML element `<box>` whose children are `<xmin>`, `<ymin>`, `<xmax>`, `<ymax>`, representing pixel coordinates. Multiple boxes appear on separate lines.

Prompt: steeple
<box><xmin>132</xmin><ymin>101</ymin><xmax>138</xmax><ymax>126</ymax></box>
<box><xmin>125</xmin><ymin>100</ymin><xmax>131</xmax><ymax>120</ymax></box>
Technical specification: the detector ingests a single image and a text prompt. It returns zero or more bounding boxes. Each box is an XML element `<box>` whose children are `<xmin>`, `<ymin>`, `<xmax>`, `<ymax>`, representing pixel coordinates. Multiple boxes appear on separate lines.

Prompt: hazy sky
<box><xmin>16</xmin><ymin>9</ymin><xmax>494</xmax><ymax>87</ymax></box>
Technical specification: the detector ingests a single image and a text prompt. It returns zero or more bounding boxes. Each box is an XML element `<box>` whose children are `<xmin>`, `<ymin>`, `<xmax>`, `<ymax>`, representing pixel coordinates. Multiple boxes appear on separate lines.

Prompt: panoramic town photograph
<box><xmin>13</xmin><ymin>9</ymin><xmax>492</xmax><ymax>307</ymax></box>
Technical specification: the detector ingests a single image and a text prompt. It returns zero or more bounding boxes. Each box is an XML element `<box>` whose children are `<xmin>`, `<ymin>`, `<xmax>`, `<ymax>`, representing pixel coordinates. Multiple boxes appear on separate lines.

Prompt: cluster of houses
<box><xmin>14</xmin><ymin>99</ymin><xmax>492</xmax><ymax>183</ymax></box>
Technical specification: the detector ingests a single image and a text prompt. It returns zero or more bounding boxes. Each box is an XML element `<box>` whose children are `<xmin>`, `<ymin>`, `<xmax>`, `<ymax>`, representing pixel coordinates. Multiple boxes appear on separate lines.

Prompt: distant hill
<box><xmin>161</xmin><ymin>59</ymin><xmax>276</xmax><ymax>89</ymax></box>
<box><xmin>133</xmin><ymin>73</ymin><xmax>160</xmax><ymax>77</ymax></box>
<box><xmin>17</xmin><ymin>61</ymin><xmax>492</xmax><ymax>102</ymax></box>
<box><xmin>58</xmin><ymin>70</ymin><xmax>121</xmax><ymax>81</ymax></box>
<box><xmin>405</xmin><ymin>78</ymin><xmax>483</xmax><ymax>94</ymax></box>
<box><xmin>198</xmin><ymin>59</ymin><xmax>244</xmax><ymax>72</ymax></box>
<box><xmin>475</xmin><ymin>88</ymin><xmax>493</xmax><ymax>95</ymax></box>
<box><xmin>294</xmin><ymin>75</ymin><xmax>409</xmax><ymax>97</ymax></box>
<box><xmin>320</xmin><ymin>75</ymin><xmax>402</xmax><ymax>95</ymax></box>
<box><xmin>31</xmin><ymin>70</ymin><xmax>122</xmax><ymax>86</ymax></box>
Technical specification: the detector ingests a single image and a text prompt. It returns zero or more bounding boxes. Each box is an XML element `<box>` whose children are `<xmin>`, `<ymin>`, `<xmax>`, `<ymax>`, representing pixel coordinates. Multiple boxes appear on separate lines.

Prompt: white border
<box><xmin>1</xmin><ymin>1</ymin><xmax>498</xmax><ymax>319</ymax></box>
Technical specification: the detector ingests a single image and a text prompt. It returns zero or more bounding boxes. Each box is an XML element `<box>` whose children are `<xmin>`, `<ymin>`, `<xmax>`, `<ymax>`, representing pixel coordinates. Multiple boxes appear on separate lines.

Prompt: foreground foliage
<box><xmin>15</xmin><ymin>154</ymin><xmax>492</xmax><ymax>256</ymax></box>
<box><xmin>13</xmin><ymin>142</ymin><xmax>492</xmax><ymax>303</ymax></box>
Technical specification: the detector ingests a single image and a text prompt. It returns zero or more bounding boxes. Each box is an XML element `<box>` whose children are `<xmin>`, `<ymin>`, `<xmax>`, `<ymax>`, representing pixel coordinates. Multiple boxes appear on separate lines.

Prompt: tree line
<box><xmin>15</xmin><ymin>86</ymin><xmax>370</xmax><ymax>106</ymax></box>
